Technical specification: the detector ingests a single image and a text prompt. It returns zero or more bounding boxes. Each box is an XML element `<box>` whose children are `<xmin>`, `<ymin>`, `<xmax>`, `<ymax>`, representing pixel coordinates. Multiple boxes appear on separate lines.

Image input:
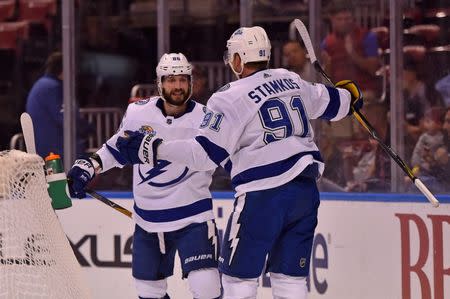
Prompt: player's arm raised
<box><xmin>297</xmin><ymin>76</ymin><xmax>361</xmax><ymax>122</ymax></box>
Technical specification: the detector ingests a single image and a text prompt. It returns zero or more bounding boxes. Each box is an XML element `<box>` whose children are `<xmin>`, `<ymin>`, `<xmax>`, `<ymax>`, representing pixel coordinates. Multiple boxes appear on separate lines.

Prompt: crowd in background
<box><xmin>0</xmin><ymin>0</ymin><xmax>448</xmax><ymax>192</ymax></box>
<box><xmin>282</xmin><ymin>1</ymin><xmax>449</xmax><ymax>193</ymax></box>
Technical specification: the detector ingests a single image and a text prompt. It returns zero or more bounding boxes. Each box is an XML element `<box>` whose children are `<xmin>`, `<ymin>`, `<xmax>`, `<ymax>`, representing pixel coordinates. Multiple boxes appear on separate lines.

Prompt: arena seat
<box><xmin>0</xmin><ymin>21</ymin><xmax>28</xmax><ymax>93</ymax></box>
<box><xmin>404</xmin><ymin>24</ymin><xmax>441</xmax><ymax>47</ymax></box>
<box><xmin>18</xmin><ymin>0</ymin><xmax>56</xmax><ymax>33</ymax></box>
<box><xmin>0</xmin><ymin>21</ymin><xmax>29</xmax><ymax>51</ymax></box>
<box><xmin>0</xmin><ymin>0</ymin><xmax>15</xmax><ymax>22</ymax></box>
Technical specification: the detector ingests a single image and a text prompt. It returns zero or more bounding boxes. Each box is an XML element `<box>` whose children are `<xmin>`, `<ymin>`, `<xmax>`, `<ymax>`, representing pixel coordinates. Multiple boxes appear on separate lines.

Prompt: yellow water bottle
<box><xmin>45</xmin><ymin>153</ymin><xmax>72</xmax><ymax>209</ymax></box>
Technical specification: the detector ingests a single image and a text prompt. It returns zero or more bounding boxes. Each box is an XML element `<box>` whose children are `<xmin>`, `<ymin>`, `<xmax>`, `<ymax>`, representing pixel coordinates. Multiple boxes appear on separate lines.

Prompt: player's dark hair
<box><xmin>45</xmin><ymin>52</ymin><xmax>63</xmax><ymax>77</ymax></box>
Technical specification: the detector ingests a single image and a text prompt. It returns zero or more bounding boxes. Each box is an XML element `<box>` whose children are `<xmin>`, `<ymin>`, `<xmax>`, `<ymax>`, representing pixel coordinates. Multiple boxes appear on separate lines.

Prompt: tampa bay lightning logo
<box><xmin>138</xmin><ymin>159</ymin><xmax>188</xmax><ymax>187</ymax></box>
<box><xmin>134</xmin><ymin>98</ymin><xmax>150</xmax><ymax>105</ymax></box>
<box><xmin>233</xmin><ymin>28</ymin><xmax>243</xmax><ymax>35</ymax></box>
<box><xmin>217</xmin><ymin>83</ymin><xmax>230</xmax><ymax>92</ymax></box>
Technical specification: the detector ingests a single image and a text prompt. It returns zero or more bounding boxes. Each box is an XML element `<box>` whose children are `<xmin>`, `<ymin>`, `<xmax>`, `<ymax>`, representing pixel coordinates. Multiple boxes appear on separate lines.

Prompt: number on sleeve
<box><xmin>210</xmin><ymin>113</ymin><xmax>223</xmax><ymax>131</ymax></box>
<box><xmin>200</xmin><ymin>111</ymin><xmax>224</xmax><ymax>131</ymax></box>
<box><xmin>200</xmin><ymin>111</ymin><xmax>213</xmax><ymax>128</ymax></box>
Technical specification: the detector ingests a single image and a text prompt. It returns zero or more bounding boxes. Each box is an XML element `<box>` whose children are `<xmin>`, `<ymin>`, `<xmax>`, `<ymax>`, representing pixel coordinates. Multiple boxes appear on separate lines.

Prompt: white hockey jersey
<box><xmin>159</xmin><ymin>68</ymin><xmax>352</xmax><ymax>197</ymax></box>
<box><xmin>96</xmin><ymin>97</ymin><xmax>214</xmax><ymax>232</ymax></box>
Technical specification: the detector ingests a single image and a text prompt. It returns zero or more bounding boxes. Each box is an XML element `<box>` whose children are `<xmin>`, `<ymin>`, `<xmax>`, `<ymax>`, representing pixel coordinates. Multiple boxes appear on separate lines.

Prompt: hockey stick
<box><xmin>20</xmin><ymin>112</ymin><xmax>37</xmax><ymax>154</ymax></box>
<box><xmin>85</xmin><ymin>189</ymin><xmax>133</xmax><ymax>218</ymax></box>
<box><xmin>293</xmin><ymin>19</ymin><xmax>440</xmax><ymax>207</ymax></box>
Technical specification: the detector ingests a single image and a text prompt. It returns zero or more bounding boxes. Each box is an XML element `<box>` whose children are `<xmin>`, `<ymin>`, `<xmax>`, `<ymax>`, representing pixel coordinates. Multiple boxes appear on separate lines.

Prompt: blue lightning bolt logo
<box><xmin>207</xmin><ymin>220</ymin><xmax>218</xmax><ymax>259</ymax></box>
<box><xmin>228</xmin><ymin>195</ymin><xmax>246</xmax><ymax>265</ymax></box>
<box><xmin>138</xmin><ymin>159</ymin><xmax>188</xmax><ymax>187</ymax></box>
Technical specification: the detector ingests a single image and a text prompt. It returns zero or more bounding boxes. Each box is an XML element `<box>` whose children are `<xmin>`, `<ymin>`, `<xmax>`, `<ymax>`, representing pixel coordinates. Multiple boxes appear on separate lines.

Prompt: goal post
<box><xmin>0</xmin><ymin>150</ymin><xmax>91</xmax><ymax>299</ymax></box>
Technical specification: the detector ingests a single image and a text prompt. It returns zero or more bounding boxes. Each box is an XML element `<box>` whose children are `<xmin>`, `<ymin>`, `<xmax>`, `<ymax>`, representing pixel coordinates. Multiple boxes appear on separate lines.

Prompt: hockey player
<box><xmin>67</xmin><ymin>53</ymin><xmax>221</xmax><ymax>299</ymax></box>
<box><xmin>116</xmin><ymin>27</ymin><xmax>363</xmax><ymax>299</ymax></box>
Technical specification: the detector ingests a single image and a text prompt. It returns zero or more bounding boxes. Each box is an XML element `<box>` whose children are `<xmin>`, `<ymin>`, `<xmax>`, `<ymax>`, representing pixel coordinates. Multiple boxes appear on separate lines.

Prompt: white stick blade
<box><xmin>293</xmin><ymin>18</ymin><xmax>317</xmax><ymax>63</ymax></box>
<box><xmin>20</xmin><ymin>112</ymin><xmax>36</xmax><ymax>154</ymax></box>
<box><xmin>414</xmin><ymin>179</ymin><xmax>440</xmax><ymax>207</ymax></box>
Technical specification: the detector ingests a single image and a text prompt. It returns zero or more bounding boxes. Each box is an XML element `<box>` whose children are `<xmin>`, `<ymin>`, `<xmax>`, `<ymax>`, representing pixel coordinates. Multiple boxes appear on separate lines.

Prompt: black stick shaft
<box><xmin>85</xmin><ymin>189</ymin><xmax>132</xmax><ymax>218</ymax></box>
<box><xmin>313</xmin><ymin>61</ymin><xmax>416</xmax><ymax>180</ymax></box>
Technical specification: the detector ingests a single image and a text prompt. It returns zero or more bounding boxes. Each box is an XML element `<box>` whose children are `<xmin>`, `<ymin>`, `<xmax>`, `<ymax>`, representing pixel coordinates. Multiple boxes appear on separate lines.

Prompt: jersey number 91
<box><xmin>258</xmin><ymin>96</ymin><xmax>310</xmax><ymax>144</ymax></box>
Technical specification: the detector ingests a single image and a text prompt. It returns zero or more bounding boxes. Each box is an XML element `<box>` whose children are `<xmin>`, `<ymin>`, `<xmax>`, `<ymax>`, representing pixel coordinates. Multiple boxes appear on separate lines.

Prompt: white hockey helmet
<box><xmin>223</xmin><ymin>26</ymin><xmax>271</xmax><ymax>75</ymax></box>
<box><xmin>156</xmin><ymin>53</ymin><xmax>193</xmax><ymax>102</ymax></box>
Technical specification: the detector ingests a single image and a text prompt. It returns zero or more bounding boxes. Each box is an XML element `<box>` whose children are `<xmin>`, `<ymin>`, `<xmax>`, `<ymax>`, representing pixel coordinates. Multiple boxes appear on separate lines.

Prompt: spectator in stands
<box><xmin>321</xmin><ymin>0</ymin><xmax>381</xmax><ymax>102</ymax></box>
<box><xmin>410</xmin><ymin>107</ymin><xmax>446</xmax><ymax>192</ymax></box>
<box><xmin>320</xmin><ymin>0</ymin><xmax>383</xmax><ymax>153</ymax></box>
<box><xmin>401</xmin><ymin>58</ymin><xmax>430</xmax><ymax>160</ymax></box>
<box><xmin>191</xmin><ymin>65</ymin><xmax>212</xmax><ymax>105</ymax></box>
<box><xmin>444</xmin><ymin>108</ymin><xmax>450</xmax><ymax>139</ymax></box>
<box><xmin>433</xmin><ymin>107</ymin><xmax>450</xmax><ymax>190</ymax></box>
<box><xmin>25</xmin><ymin>52</ymin><xmax>92</xmax><ymax>159</ymax></box>
<box><xmin>343</xmin><ymin>106</ymin><xmax>390</xmax><ymax>192</ymax></box>
<box><xmin>282</xmin><ymin>40</ymin><xmax>313</xmax><ymax>81</ymax></box>
<box><xmin>317</xmin><ymin>122</ymin><xmax>346</xmax><ymax>190</ymax></box>
<box><xmin>344</xmin><ymin>138</ymin><xmax>390</xmax><ymax>192</ymax></box>
<box><xmin>403</xmin><ymin>59</ymin><xmax>429</xmax><ymax>129</ymax></box>
<box><xmin>435</xmin><ymin>73</ymin><xmax>450</xmax><ymax>107</ymax></box>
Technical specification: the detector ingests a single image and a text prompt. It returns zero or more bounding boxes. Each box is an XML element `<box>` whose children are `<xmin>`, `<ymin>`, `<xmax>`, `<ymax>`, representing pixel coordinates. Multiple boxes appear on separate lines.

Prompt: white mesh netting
<box><xmin>0</xmin><ymin>150</ymin><xmax>91</xmax><ymax>299</ymax></box>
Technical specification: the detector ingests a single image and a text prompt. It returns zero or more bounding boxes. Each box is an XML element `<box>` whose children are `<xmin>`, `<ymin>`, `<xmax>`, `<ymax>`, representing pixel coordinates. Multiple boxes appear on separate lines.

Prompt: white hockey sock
<box><xmin>270</xmin><ymin>273</ymin><xmax>307</xmax><ymax>299</ymax></box>
<box><xmin>135</xmin><ymin>278</ymin><xmax>167</xmax><ymax>298</ymax></box>
<box><xmin>187</xmin><ymin>268</ymin><xmax>221</xmax><ymax>299</ymax></box>
<box><xmin>222</xmin><ymin>274</ymin><xmax>258</xmax><ymax>299</ymax></box>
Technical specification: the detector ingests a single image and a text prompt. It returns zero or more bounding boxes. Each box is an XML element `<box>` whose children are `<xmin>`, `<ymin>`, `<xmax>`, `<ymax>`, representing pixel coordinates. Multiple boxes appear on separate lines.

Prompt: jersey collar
<box><xmin>244</xmin><ymin>68</ymin><xmax>267</xmax><ymax>79</ymax></box>
<box><xmin>156</xmin><ymin>98</ymin><xmax>196</xmax><ymax>118</ymax></box>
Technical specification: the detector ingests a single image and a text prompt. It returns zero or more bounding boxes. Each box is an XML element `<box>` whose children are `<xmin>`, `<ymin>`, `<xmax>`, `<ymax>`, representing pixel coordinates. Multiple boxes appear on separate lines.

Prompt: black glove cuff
<box><xmin>152</xmin><ymin>138</ymin><xmax>163</xmax><ymax>166</ymax></box>
<box><xmin>90</xmin><ymin>153</ymin><xmax>103</xmax><ymax>169</ymax></box>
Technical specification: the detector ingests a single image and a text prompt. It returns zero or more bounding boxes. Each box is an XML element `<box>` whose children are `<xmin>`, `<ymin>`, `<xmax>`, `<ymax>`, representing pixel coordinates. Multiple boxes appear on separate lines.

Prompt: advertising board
<box><xmin>56</xmin><ymin>193</ymin><xmax>449</xmax><ymax>299</ymax></box>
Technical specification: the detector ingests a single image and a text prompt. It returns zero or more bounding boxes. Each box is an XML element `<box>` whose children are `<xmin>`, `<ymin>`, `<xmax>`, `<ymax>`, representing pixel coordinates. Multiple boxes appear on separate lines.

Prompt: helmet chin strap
<box><xmin>229</xmin><ymin>58</ymin><xmax>244</xmax><ymax>79</ymax></box>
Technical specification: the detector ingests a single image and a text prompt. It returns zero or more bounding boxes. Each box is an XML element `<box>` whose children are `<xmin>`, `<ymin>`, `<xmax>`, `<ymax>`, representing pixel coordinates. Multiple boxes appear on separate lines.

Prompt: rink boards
<box><xmin>56</xmin><ymin>192</ymin><xmax>450</xmax><ymax>299</ymax></box>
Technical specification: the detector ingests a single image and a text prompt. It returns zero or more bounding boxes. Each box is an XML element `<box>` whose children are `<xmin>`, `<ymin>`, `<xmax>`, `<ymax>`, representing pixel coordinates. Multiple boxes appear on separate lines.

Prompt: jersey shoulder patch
<box><xmin>134</xmin><ymin>98</ymin><xmax>151</xmax><ymax>105</ymax></box>
<box><xmin>216</xmin><ymin>83</ymin><xmax>231</xmax><ymax>93</ymax></box>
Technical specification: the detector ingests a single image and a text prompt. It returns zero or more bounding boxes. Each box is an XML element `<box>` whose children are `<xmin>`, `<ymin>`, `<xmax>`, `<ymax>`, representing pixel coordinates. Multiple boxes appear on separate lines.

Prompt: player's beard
<box><xmin>162</xmin><ymin>88</ymin><xmax>189</xmax><ymax>106</ymax></box>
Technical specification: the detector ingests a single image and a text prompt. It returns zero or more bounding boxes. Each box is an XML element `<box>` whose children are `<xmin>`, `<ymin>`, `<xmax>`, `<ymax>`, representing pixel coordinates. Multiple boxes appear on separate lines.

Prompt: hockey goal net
<box><xmin>0</xmin><ymin>150</ymin><xmax>91</xmax><ymax>299</ymax></box>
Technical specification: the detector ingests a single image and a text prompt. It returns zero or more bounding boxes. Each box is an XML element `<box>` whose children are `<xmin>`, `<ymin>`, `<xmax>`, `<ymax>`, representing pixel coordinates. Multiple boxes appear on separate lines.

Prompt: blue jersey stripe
<box><xmin>106</xmin><ymin>143</ymin><xmax>127</xmax><ymax>165</ymax></box>
<box><xmin>195</xmin><ymin>136</ymin><xmax>230</xmax><ymax>166</ymax></box>
<box><xmin>320</xmin><ymin>86</ymin><xmax>341</xmax><ymax>120</ymax></box>
<box><xmin>231</xmin><ymin>151</ymin><xmax>323</xmax><ymax>187</ymax></box>
<box><xmin>134</xmin><ymin>198</ymin><xmax>213</xmax><ymax>222</ymax></box>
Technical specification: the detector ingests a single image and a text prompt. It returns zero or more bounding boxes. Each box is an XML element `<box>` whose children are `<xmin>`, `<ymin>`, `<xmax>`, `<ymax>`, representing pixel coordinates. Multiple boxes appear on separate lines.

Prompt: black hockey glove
<box><xmin>335</xmin><ymin>80</ymin><xmax>363</xmax><ymax>115</ymax></box>
<box><xmin>116</xmin><ymin>130</ymin><xmax>162</xmax><ymax>166</ymax></box>
<box><xmin>67</xmin><ymin>158</ymin><xmax>96</xmax><ymax>199</ymax></box>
